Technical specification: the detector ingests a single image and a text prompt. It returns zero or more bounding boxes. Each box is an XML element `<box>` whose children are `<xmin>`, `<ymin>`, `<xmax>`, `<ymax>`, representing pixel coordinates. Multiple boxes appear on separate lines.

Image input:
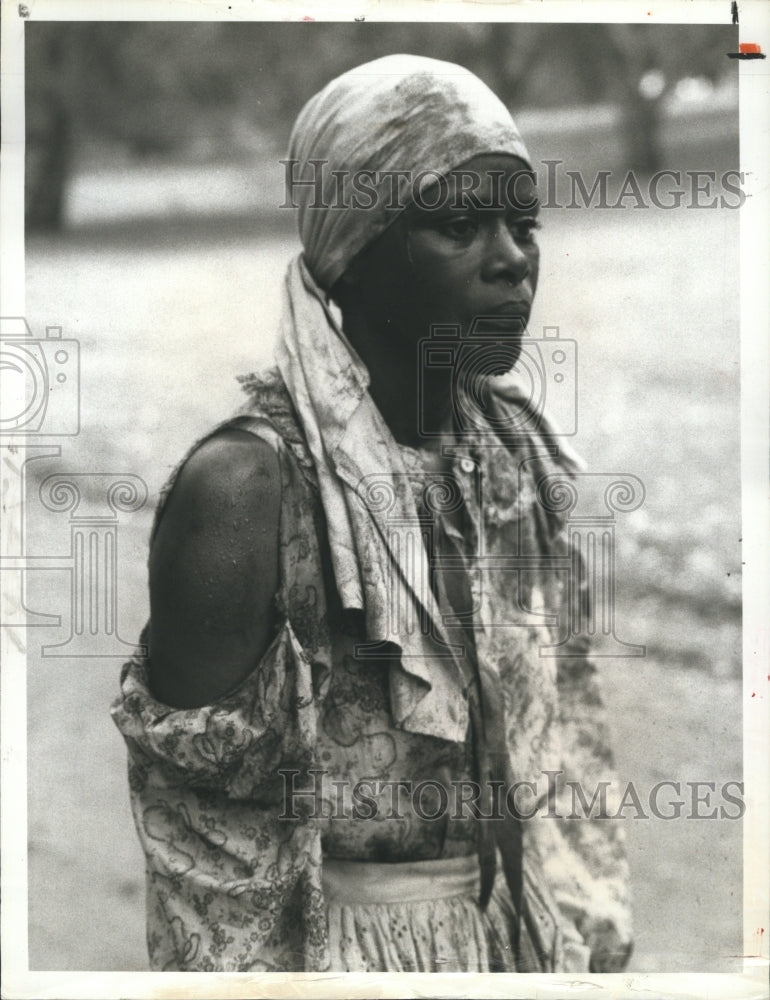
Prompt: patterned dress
<box><xmin>111</xmin><ymin>368</ymin><xmax>632</xmax><ymax>973</ymax></box>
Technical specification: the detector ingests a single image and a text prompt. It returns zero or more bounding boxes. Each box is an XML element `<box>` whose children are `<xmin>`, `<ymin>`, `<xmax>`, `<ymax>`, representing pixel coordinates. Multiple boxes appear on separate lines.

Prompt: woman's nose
<box><xmin>481</xmin><ymin>221</ymin><xmax>530</xmax><ymax>285</ymax></box>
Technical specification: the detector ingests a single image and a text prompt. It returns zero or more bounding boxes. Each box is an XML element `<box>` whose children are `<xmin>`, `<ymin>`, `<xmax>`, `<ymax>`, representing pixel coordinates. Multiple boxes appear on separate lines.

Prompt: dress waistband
<box><xmin>322</xmin><ymin>854</ymin><xmax>479</xmax><ymax>906</ymax></box>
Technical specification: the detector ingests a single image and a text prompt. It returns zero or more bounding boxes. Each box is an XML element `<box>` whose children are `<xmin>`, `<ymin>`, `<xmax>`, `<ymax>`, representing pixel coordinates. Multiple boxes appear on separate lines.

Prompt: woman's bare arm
<box><xmin>148</xmin><ymin>429</ymin><xmax>281</xmax><ymax>708</ymax></box>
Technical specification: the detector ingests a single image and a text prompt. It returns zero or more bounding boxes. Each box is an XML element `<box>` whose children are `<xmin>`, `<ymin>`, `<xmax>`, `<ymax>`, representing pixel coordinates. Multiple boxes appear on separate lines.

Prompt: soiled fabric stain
<box><xmin>111</xmin><ymin>371</ymin><xmax>632</xmax><ymax>973</ymax></box>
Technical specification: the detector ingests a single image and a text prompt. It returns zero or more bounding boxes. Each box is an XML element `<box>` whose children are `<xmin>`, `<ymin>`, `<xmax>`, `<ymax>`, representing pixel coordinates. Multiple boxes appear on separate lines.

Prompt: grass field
<box><xmin>22</xmin><ymin>179</ymin><xmax>742</xmax><ymax>971</ymax></box>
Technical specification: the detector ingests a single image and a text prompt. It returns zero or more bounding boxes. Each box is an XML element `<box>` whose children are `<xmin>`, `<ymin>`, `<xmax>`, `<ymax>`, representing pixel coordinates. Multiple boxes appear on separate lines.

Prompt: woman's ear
<box><xmin>328</xmin><ymin>275</ymin><xmax>353</xmax><ymax>312</ymax></box>
<box><xmin>337</xmin><ymin>255</ymin><xmax>363</xmax><ymax>288</ymax></box>
<box><xmin>329</xmin><ymin>256</ymin><xmax>365</xmax><ymax>312</ymax></box>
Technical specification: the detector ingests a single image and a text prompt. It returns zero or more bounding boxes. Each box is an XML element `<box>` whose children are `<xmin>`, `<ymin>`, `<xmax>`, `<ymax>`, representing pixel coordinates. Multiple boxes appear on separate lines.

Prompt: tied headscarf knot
<box><xmin>275</xmin><ymin>55</ymin><xmax>534</xmax><ymax>742</ymax></box>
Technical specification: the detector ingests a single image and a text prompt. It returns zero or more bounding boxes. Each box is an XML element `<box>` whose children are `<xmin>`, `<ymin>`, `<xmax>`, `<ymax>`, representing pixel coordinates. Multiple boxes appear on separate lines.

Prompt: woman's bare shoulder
<box><xmin>170</xmin><ymin>428</ymin><xmax>281</xmax><ymax>513</ymax></box>
<box><xmin>151</xmin><ymin>428</ymin><xmax>281</xmax><ymax>569</ymax></box>
<box><xmin>148</xmin><ymin>428</ymin><xmax>281</xmax><ymax>708</ymax></box>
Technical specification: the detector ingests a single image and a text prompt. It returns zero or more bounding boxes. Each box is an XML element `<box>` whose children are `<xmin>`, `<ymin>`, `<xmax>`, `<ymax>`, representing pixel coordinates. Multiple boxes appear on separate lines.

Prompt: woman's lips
<box><xmin>472</xmin><ymin>307</ymin><xmax>530</xmax><ymax>334</ymax></box>
<box><xmin>488</xmin><ymin>301</ymin><xmax>531</xmax><ymax>317</ymax></box>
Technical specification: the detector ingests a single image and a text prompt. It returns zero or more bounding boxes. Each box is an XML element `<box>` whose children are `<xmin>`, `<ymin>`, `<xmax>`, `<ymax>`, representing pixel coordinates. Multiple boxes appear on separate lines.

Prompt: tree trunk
<box><xmin>26</xmin><ymin>89</ymin><xmax>70</xmax><ymax>232</ymax></box>
<box><xmin>621</xmin><ymin>88</ymin><xmax>664</xmax><ymax>175</ymax></box>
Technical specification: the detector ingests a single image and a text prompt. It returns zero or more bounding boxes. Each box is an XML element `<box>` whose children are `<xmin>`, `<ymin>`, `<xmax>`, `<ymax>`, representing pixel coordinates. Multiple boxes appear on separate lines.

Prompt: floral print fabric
<box><xmin>111</xmin><ymin>368</ymin><xmax>632</xmax><ymax>973</ymax></box>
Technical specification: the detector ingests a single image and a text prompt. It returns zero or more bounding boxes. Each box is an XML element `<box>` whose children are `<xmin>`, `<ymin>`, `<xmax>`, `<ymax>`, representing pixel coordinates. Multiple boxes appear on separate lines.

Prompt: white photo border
<box><xmin>1</xmin><ymin>2</ymin><xmax>768</xmax><ymax>998</ymax></box>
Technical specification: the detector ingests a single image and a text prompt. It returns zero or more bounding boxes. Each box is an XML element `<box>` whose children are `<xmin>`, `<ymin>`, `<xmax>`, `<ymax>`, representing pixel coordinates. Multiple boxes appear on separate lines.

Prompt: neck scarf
<box><xmin>275</xmin><ymin>56</ymin><xmax>538</xmax><ymax>743</ymax></box>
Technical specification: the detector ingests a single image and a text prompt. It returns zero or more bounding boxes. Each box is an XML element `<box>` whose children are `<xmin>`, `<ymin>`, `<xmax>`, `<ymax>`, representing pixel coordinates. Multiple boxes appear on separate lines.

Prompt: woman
<box><xmin>112</xmin><ymin>54</ymin><xmax>632</xmax><ymax>974</ymax></box>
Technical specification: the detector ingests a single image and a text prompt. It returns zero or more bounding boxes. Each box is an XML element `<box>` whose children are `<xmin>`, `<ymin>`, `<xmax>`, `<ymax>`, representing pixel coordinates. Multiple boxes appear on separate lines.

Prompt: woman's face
<box><xmin>345</xmin><ymin>153</ymin><xmax>540</xmax><ymax>364</ymax></box>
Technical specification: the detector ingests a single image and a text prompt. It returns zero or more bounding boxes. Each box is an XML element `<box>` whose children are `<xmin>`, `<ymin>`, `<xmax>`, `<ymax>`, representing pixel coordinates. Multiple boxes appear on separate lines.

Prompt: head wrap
<box><xmin>273</xmin><ymin>56</ymin><xmax>539</xmax><ymax>741</ymax></box>
<box><xmin>287</xmin><ymin>53</ymin><xmax>531</xmax><ymax>290</ymax></box>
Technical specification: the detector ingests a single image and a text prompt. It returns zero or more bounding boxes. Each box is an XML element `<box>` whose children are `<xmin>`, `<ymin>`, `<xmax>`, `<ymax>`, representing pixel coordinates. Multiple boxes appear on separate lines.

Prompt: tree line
<box><xmin>25</xmin><ymin>22</ymin><xmax>735</xmax><ymax>230</ymax></box>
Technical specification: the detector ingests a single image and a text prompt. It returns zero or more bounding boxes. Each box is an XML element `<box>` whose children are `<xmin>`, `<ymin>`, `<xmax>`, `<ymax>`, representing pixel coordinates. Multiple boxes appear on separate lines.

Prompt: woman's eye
<box><xmin>440</xmin><ymin>217</ymin><xmax>477</xmax><ymax>241</ymax></box>
<box><xmin>508</xmin><ymin>217</ymin><xmax>542</xmax><ymax>243</ymax></box>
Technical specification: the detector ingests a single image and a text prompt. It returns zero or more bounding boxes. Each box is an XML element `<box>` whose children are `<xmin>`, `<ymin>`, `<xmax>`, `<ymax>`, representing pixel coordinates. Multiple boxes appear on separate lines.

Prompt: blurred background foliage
<box><xmin>26</xmin><ymin>21</ymin><xmax>737</xmax><ymax>230</ymax></box>
<box><xmin>23</xmin><ymin>22</ymin><xmax>743</xmax><ymax>971</ymax></box>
